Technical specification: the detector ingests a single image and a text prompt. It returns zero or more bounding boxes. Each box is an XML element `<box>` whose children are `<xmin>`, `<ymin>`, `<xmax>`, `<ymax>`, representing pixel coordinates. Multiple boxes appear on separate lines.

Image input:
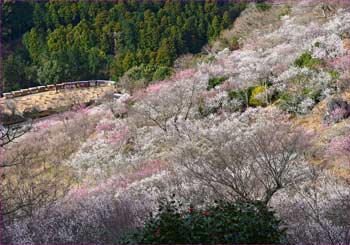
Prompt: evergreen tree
<box><xmin>3</xmin><ymin>1</ymin><xmax>245</xmax><ymax>90</ymax></box>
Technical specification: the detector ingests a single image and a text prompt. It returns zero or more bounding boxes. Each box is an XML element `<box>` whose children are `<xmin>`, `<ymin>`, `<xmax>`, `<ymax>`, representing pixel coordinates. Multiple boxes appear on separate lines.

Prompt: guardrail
<box><xmin>2</xmin><ymin>80</ymin><xmax>116</xmax><ymax>99</ymax></box>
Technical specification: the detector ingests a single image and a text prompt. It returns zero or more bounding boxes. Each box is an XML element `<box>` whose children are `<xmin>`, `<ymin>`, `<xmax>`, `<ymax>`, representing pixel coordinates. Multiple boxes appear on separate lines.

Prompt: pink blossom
<box><xmin>330</xmin><ymin>54</ymin><xmax>350</xmax><ymax>80</ymax></box>
<box><xmin>108</xmin><ymin>127</ymin><xmax>129</xmax><ymax>145</ymax></box>
<box><xmin>135</xmin><ymin>159</ymin><xmax>166</xmax><ymax>178</ymax></box>
<box><xmin>272</xmin><ymin>63</ymin><xmax>288</xmax><ymax>76</ymax></box>
<box><xmin>201</xmin><ymin>90</ymin><xmax>218</xmax><ymax>98</ymax></box>
<box><xmin>330</xmin><ymin>107</ymin><xmax>348</xmax><ymax>123</ymax></box>
<box><xmin>84</xmin><ymin>159</ymin><xmax>166</xmax><ymax>193</ymax></box>
<box><xmin>329</xmin><ymin>136</ymin><xmax>350</xmax><ymax>155</ymax></box>
<box><xmin>68</xmin><ymin>185</ymin><xmax>89</xmax><ymax>199</ymax></box>
<box><xmin>327</xmin><ymin>135</ymin><xmax>350</xmax><ymax>168</ymax></box>
<box><xmin>131</xmin><ymin>90</ymin><xmax>147</xmax><ymax>102</ymax></box>
<box><xmin>172</xmin><ymin>69</ymin><xmax>195</xmax><ymax>81</ymax></box>
<box><xmin>96</xmin><ymin>121</ymin><xmax>115</xmax><ymax>132</ymax></box>
<box><xmin>117</xmin><ymin>159</ymin><xmax>166</xmax><ymax>190</ymax></box>
<box><xmin>34</xmin><ymin>118</ymin><xmax>59</xmax><ymax>131</ymax></box>
<box><xmin>72</xmin><ymin>103</ymin><xmax>89</xmax><ymax>114</ymax></box>
<box><xmin>146</xmin><ymin>80</ymin><xmax>171</xmax><ymax>93</ymax></box>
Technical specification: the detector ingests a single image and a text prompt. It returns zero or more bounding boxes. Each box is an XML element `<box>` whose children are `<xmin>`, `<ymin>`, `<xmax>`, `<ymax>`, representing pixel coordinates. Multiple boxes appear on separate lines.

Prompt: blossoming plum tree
<box><xmin>174</xmin><ymin>108</ymin><xmax>313</xmax><ymax>204</ymax></box>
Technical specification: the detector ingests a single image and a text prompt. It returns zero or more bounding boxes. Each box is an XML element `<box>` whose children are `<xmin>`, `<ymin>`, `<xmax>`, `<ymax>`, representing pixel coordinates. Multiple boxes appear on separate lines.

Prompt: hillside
<box><xmin>2</xmin><ymin>1</ymin><xmax>350</xmax><ymax>244</ymax></box>
<box><xmin>0</xmin><ymin>84</ymin><xmax>115</xmax><ymax>125</ymax></box>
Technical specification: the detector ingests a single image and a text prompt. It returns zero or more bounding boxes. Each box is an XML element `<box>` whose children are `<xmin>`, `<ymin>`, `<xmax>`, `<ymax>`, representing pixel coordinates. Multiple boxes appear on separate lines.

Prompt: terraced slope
<box><xmin>1</xmin><ymin>86</ymin><xmax>114</xmax><ymax>124</ymax></box>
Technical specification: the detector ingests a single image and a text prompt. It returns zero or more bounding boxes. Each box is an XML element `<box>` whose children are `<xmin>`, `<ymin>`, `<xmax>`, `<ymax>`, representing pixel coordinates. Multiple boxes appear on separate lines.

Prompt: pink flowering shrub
<box><xmin>327</xmin><ymin>135</ymin><xmax>350</xmax><ymax>167</ymax></box>
<box><xmin>96</xmin><ymin>120</ymin><xmax>115</xmax><ymax>133</ymax></box>
<box><xmin>329</xmin><ymin>54</ymin><xmax>350</xmax><ymax>91</ymax></box>
<box><xmin>330</xmin><ymin>107</ymin><xmax>348</xmax><ymax>122</ymax></box>
<box><xmin>33</xmin><ymin>118</ymin><xmax>59</xmax><ymax>131</ymax></box>
<box><xmin>331</xmin><ymin>54</ymin><xmax>350</xmax><ymax>77</ymax></box>
<box><xmin>324</xmin><ymin>98</ymin><xmax>350</xmax><ymax>124</ymax></box>
<box><xmin>108</xmin><ymin>126</ymin><xmax>129</xmax><ymax>145</ymax></box>
<box><xmin>102</xmin><ymin>159</ymin><xmax>167</xmax><ymax>190</ymax></box>
<box><xmin>146</xmin><ymin>80</ymin><xmax>171</xmax><ymax>94</ymax></box>
<box><xmin>171</xmin><ymin>69</ymin><xmax>195</xmax><ymax>81</ymax></box>
<box><xmin>200</xmin><ymin>89</ymin><xmax>219</xmax><ymax>98</ymax></box>
<box><xmin>72</xmin><ymin>103</ymin><xmax>89</xmax><ymax>113</ymax></box>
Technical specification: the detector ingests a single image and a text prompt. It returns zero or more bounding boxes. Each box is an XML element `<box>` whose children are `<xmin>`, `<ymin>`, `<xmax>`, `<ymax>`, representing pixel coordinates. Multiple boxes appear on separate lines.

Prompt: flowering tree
<box><xmin>174</xmin><ymin>108</ymin><xmax>312</xmax><ymax>204</ymax></box>
<box><xmin>1</xmin><ymin>106</ymin><xmax>100</xmax><ymax>224</ymax></box>
<box><xmin>327</xmin><ymin>134</ymin><xmax>350</xmax><ymax>172</ymax></box>
<box><xmin>3</xmin><ymin>190</ymin><xmax>147</xmax><ymax>244</ymax></box>
<box><xmin>132</xmin><ymin>75</ymin><xmax>206</xmax><ymax>133</ymax></box>
<box><xmin>273</xmin><ymin>170</ymin><xmax>350</xmax><ymax>244</ymax></box>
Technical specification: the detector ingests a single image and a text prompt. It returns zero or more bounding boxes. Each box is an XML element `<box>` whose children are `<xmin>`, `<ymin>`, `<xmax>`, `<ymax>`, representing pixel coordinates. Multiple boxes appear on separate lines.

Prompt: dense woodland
<box><xmin>2</xmin><ymin>1</ymin><xmax>245</xmax><ymax>92</ymax></box>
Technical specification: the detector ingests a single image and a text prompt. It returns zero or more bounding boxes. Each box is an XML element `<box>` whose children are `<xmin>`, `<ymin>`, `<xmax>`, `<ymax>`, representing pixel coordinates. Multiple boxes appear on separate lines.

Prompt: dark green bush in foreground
<box><xmin>208</xmin><ymin>76</ymin><xmax>227</xmax><ymax>90</ymax></box>
<box><xmin>121</xmin><ymin>197</ymin><xmax>285</xmax><ymax>244</ymax></box>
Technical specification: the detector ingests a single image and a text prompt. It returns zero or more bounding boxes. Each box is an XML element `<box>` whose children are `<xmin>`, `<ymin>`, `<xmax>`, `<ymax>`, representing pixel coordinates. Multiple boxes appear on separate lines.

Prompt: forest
<box><xmin>2</xmin><ymin>1</ymin><xmax>245</xmax><ymax>92</ymax></box>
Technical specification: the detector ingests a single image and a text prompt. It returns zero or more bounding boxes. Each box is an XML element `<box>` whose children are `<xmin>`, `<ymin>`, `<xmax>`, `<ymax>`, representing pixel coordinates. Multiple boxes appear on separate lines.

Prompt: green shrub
<box><xmin>229</xmin><ymin>36</ymin><xmax>240</xmax><ymax>50</ymax></box>
<box><xmin>303</xmin><ymin>87</ymin><xmax>322</xmax><ymax>103</ymax></box>
<box><xmin>121</xmin><ymin>197</ymin><xmax>285</xmax><ymax>244</ymax></box>
<box><xmin>294</xmin><ymin>52</ymin><xmax>322</xmax><ymax>69</ymax></box>
<box><xmin>228</xmin><ymin>87</ymin><xmax>254</xmax><ymax>108</ymax></box>
<box><xmin>228</xmin><ymin>90</ymin><xmax>245</xmax><ymax>101</ymax></box>
<box><xmin>256</xmin><ymin>1</ymin><xmax>272</xmax><ymax>11</ymax></box>
<box><xmin>152</xmin><ymin>66</ymin><xmax>173</xmax><ymax>81</ymax></box>
<box><xmin>140</xmin><ymin>64</ymin><xmax>157</xmax><ymax>81</ymax></box>
<box><xmin>328</xmin><ymin>70</ymin><xmax>340</xmax><ymax>80</ymax></box>
<box><xmin>208</xmin><ymin>76</ymin><xmax>227</xmax><ymax>90</ymax></box>
<box><xmin>124</xmin><ymin>66</ymin><xmax>143</xmax><ymax>81</ymax></box>
<box><xmin>277</xmin><ymin>92</ymin><xmax>302</xmax><ymax>114</ymax></box>
<box><xmin>249</xmin><ymin>85</ymin><xmax>267</xmax><ymax>107</ymax></box>
<box><xmin>205</xmin><ymin>55</ymin><xmax>216</xmax><ymax>63</ymax></box>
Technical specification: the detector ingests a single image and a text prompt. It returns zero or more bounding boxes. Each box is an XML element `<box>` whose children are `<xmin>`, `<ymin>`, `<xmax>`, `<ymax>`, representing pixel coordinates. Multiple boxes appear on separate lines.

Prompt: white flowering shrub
<box><xmin>173</xmin><ymin>108</ymin><xmax>313</xmax><ymax>204</ymax></box>
<box><xmin>3</xmin><ymin>190</ymin><xmax>148</xmax><ymax>244</ymax></box>
<box><xmin>272</xmin><ymin>172</ymin><xmax>350</xmax><ymax>244</ymax></box>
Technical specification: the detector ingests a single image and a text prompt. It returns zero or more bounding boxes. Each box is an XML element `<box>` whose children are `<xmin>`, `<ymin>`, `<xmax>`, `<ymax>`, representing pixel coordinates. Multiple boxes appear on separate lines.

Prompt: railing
<box><xmin>2</xmin><ymin>80</ymin><xmax>116</xmax><ymax>99</ymax></box>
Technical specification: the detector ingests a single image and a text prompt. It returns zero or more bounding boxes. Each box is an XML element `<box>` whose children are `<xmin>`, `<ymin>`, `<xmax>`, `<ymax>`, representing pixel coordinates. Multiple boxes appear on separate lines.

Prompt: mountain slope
<box><xmin>3</xmin><ymin>1</ymin><xmax>350</xmax><ymax>244</ymax></box>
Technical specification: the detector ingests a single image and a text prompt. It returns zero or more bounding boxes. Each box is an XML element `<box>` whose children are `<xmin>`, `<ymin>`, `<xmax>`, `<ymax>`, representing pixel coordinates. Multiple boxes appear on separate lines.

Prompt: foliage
<box><xmin>294</xmin><ymin>52</ymin><xmax>322</xmax><ymax>69</ymax></box>
<box><xmin>207</xmin><ymin>76</ymin><xmax>227</xmax><ymax>90</ymax></box>
<box><xmin>249</xmin><ymin>85</ymin><xmax>267</xmax><ymax>107</ymax></box>
<box><xmin>228</xmin><ymin>87</ymin><xmax>254</xmax><ymax>109</ymax></box>
<box><xmin>256</xmin><ymin>1</ymin><xmax>272</xmax><ymax>12</ymax></box>
<box><xmin>2</xmin><ymin>2</ymin><xmax>34</xmax><ymax>42</ymax></box>
<box><xmin>3</xmin><ymin>1</ymin><xmax>245</xmax><ymax>91</ymax></box>
<box><xmin>328</xmin><ymin>70</ymin><xmax>340</xmax><ymax>81</ymax></box>
<box><xmin>152</xmin><ymin>66</ymin><xmax>173</xmax><ymax>81</ymax></box>
<box><xmin>122</xmin><ymin>197</ymin><xmax>285</xmax><ymax>244</ymax></box>
<box><xmin>277</xmin><ymin>92</ymin><xmax>303</xmax><ymax>115</ymax></box>
<box><xmin>228</xmin><ymin>35</ymin><xmax>240</xmax><ymax>50</ymax></box>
